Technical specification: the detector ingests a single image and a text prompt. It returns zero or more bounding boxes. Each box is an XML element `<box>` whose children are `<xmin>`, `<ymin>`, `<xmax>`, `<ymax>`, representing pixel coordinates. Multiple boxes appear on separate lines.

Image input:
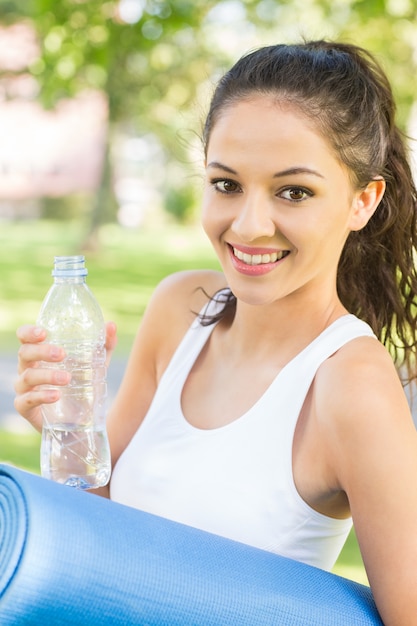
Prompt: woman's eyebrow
<box><xmin>207</xmin><ymin>161</ymin><xmax>238</xmax><ymax>174</ymax></box>
<box><xmin>273</xmin><ymin>167</ymin><xmax>325</xmax><ymax>179</ymax></box>
<box><xmin>207</xmin><ymin>162</ymin><xmax>325</xmax><ymax>179</ymax></box>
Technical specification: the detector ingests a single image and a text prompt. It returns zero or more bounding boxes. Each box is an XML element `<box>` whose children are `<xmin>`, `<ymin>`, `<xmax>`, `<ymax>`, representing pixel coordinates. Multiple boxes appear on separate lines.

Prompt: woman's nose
<box><xmin>231</xmin><ymin>194</ymin><xmax>276</xmax><ymax>241</ymax></box>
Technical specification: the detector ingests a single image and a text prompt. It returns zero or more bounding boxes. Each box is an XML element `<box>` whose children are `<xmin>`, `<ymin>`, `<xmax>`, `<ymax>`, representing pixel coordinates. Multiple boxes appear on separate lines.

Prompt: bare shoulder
<box><xmin>150</xmin><ymin>269</ymin><xmax>227</xmax><ymax>317</ymax></box>
<box><xmin>315</xmin><ymin>335</ymin><xmax>409</xmax><ymax>427</ymax></box>
<box><xmin>147</xmin><ymin>269</ymin><xmax>227</xmax><ymax>336</ymax></box>
<box><xmin>136</xmin><ymin>269</ymin><xmax>227</xmax><ymax>376</ymax></box>
<box><xmin>119</xmin><ymin>268</ymin><xmax>226</xmax><ymax>373</ymax></box>
<box><xmin>310</xmin><ymin>333</ymin><xmax>416</xmax><ymax>497</ymax></box>
<box><xmin>313</xmin><ymin>335</ymin><xmax>414</xmax><ymax>452</ymax></box>
<box><xmin>314</xmin><ymin>338</ymin><xmax>417</xmax><ymax>624</ymax></box>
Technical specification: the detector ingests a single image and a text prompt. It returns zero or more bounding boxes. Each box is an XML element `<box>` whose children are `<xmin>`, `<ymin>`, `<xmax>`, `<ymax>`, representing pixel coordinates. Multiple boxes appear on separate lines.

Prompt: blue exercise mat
<box><xmin>0</xmin><ymin>464</ymin><xmax>382</xmax><ymax>625</ymax></box>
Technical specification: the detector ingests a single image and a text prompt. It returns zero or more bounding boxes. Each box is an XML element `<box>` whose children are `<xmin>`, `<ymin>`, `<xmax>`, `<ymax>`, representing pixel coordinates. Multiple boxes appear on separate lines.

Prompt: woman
<box><xmin>15</xmin><ymin>41</ymin><xmax>417</xmax><ymax>624</ymax></box>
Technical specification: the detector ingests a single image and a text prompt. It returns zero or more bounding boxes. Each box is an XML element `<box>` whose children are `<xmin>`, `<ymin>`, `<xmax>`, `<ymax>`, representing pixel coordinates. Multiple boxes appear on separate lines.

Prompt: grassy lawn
<box><xmin>0</xmin><ymin>219</ymin><xmax>220</xmax><ymax>353</ymax></box>
<box><xmin>0</xmin><ymin>430</ymin><xmax>41</xmax><ymax>473</ymax></box>
<box><xmin>0</xmin><ymin>219</ymin><xmax>368</xmax><ymax>586</ymax></box>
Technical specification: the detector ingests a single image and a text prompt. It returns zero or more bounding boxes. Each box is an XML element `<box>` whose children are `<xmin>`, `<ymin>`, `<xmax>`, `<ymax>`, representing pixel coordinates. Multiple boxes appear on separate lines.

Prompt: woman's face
<box><xmin>201</xmin><ymin>96</ymin><xmax>366</xmax><ymax>308</ymax></box>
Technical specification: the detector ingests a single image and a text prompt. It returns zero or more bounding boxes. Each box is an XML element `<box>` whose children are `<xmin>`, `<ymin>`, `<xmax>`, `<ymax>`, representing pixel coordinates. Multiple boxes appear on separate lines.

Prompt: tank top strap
<box><xmin>157</xmin><ymin>292</ymin><xmax>227</xmax><ymax>389</ymax></box>
<box><xmin>264</xmin><ymin>314</ymin><xmax>376</xmax><ymax>450</ymax></box>
<box><xmin>284</xmin><ymin>314</ymin><xmax>375</xmax><ymax>384</ymax></box>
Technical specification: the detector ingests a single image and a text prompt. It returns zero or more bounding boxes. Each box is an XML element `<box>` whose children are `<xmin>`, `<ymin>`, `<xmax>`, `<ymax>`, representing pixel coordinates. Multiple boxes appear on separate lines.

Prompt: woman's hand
<box><xmin>14</xmin><ymin>325</ymin><xmax>68</xmax><ymax>432</ymax></box>
<box><xmin>14</xmin><ymin>322</ymin><xmax>118</xmax><ymax>432</ymax></box>
<box><xmin>104</xmin><ymin>321</ymin><xmax>118</xmax><ymax>366</ymax></box>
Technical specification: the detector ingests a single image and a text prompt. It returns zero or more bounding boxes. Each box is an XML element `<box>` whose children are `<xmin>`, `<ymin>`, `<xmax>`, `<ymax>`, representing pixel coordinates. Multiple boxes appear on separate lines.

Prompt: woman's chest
<box><xmin>180</xmin><ymin>346</ymin><xmax>284</xmax><ymax>430</ymax></box>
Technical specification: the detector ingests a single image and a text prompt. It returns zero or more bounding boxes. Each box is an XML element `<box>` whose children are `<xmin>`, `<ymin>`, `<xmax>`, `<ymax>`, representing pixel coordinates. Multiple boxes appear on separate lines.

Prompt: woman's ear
<box><xmin>349</xmin><ymin>179</ymin><xmax>386</xmax><ymax>232</ymax></box>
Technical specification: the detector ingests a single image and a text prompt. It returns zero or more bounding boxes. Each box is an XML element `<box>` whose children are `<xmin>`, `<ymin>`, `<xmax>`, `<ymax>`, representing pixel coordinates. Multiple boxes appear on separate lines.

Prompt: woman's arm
<box><xmin>105</xmin><ymin>269</ymin><xmax>226</xmax><ymax>469</ymax></box>
<box><xmin>318</xmin><ymin>339</ymin><xmax>417</xmax><ymax>626</ymax></box>
<box><xmin>14</xmin><ymin>267</ymin><xmax>226</xmax><ymax>482</ymax></box>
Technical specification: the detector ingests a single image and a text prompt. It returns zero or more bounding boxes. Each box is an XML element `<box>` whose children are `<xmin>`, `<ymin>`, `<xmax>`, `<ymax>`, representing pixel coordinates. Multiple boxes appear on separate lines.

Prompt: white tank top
<box><xmin>110</xmin><ymin>303</ymin><xmax>375</xmax><ymax>571</ymax></box>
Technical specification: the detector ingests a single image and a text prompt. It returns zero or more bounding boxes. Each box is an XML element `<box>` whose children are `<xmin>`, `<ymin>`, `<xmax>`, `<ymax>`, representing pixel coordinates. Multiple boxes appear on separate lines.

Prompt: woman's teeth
<box><xmin>233</xmin><ymin>247</ymin><xmax>287</xmax><ymax>265</ymax></box>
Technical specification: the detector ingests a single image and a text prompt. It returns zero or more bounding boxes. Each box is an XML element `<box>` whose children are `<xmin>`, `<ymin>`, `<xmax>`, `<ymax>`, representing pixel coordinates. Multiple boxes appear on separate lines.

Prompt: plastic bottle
<box><xmin>37</xmin><ymin>255</ymin><xmax>111</xmax><ymax>489</ymax></box>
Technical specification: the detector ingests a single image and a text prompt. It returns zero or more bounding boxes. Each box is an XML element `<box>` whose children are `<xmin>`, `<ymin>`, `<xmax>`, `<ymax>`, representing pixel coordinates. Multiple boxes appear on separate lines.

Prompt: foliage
<box><xmin>164</xmin><ymin>182</ymin><xmax>198</xmax><ymax>222</ymax></box>
<box><xmin>19</xmin><ymin>1</ymin><xmax>214</xmax><ymax>125</ymax></box>
<box><xmin>1</xmin><ymin>0</ymin><xmax>416</xmax><ymax>228</ymax></box>
<box><xmin>2</xmin><ymin>0</ymin><xmax>417</xmax><ymax>129</ymax></box>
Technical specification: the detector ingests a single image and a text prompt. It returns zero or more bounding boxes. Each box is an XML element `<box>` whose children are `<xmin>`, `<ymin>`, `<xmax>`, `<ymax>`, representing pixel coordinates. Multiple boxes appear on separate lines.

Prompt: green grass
<box><xmin>0</xmin><ymin>430</ymin><xmax>41</xmax><ymax>473</ymax></box>
<box><xmin>333</xmin><ymin>528</ymin><xmax>368</xmax><ymax>585</ymax></box>
<box><xmin>0</xmin><ymin>219</ymin><xmax>368</xmax><ymax>585</ymax></box>
<box><xmin>0</xmin><ymin>219</ymin><xmax>220</xmax><ymax>353</ymax></box>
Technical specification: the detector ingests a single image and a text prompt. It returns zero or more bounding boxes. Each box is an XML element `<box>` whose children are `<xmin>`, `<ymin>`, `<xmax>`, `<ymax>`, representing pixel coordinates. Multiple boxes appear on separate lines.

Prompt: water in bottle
<box><xmin>37</xmin><ymin>255</ymin><xmax>111</xmax><ymax>489</ymax></box>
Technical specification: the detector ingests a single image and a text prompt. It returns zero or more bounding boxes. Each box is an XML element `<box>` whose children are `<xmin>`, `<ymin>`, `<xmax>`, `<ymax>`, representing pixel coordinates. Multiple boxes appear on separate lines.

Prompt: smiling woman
<box><xmin>201</xmin><ymin>98</ymin><xmax>379</xmax><ymax>293</ymax></box>
<box><xmin>14</xmin><ymin>41</ymin><xmax>417</xmax><ymax>626</ymax></box>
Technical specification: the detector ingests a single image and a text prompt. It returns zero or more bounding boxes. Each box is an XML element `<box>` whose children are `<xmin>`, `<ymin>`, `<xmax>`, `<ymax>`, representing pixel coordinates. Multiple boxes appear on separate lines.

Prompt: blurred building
<box><xmin>0</xmin><ymin>22</ymin><xmax>107</xmax><ymax>219</ymax></box>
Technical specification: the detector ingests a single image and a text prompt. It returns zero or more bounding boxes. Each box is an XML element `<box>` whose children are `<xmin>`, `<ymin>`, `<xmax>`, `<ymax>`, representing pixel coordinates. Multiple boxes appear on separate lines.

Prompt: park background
<box><xmin>1</xmin><ymin>0</ymin><xmax>417</xmax><ymax>586</ymax></box>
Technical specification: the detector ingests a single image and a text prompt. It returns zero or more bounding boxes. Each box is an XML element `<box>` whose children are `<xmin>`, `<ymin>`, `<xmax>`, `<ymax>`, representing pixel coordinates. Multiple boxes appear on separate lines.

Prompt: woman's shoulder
<box><xmin>140</xmin><ymin>269</ymin><xmax>227</xmax><ymax>375</ymax></box>
<box><xmin>156</xmin><ymin>268</ymin><xmax>227</xmax><ymax>293</ymax></box>
<box><xmin>309</xmin><ymin>332</ymin><xmax>414</xmax><ymax>509</ymax></box>
<box><xmin>151</xmin><ymin>269</ymin><xmax>227</xmax><ymax>319</ymax></box>
<box><xmin>321</xmin><ymin>331</ymin><xmax>395</xmax><ymax>379</ymax></box>
<box><xmin>314</xmin><ymin>333</ymin><xmax>410</xmax><ymax>437</ymax></box>
<box><xmin>317</xmin><ymin>334</ymin><xmax>398</xmax><ymax>402</ymax></box>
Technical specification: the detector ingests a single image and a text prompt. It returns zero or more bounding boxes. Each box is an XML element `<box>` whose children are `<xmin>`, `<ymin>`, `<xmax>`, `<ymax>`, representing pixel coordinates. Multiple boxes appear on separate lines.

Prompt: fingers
<box><xmin>14</xmin><ymin>364</ymin><xmax>71</xmax><ymax>432</ymax></box>
<box><xmin>14</xmin><ymin>361</ymin><xmax>70</xmax><ymax>421</ymax></box>
<box><xmin>16</xmin><ymin>325</ymin><xmax>66</xmax><ymax>374</ymax></box>
<box><xmin>105</xmin><ymin>321</ymin><xmax>118</xmax><ymax>367</ymax></box>
<box><xmin>105</xmin><ymin>321</ymin><xmax>118</xmax><ymax>352</ymax></box>
<box><xmin>14</xmin><ymin>386</ymin><xmax>58</xmax><ymax>422</ymax></box>
<box><xmin>16</xmin><ymin>324</ymin><xmax>46</xmax><ymax>344</ymax></box>
<box><xmin>17</xmin><ymin>343</ymin><xmax>66</xmax><ymax>372</ymax></box>
<box><xmin>14</xmin><ymin>365</ymin><xmax>70</xmax><ymax>395</ymax></box>
<box><xmin>14</xmin><ymin>324</ymin><xmax>70</xmax><ymax>431</ymax></box>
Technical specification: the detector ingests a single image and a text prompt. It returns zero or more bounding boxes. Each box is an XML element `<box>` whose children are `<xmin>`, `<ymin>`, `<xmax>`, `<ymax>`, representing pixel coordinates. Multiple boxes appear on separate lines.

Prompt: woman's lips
<box><xmin>228</xmin><ymin>244</ymin><xmax>290</xmax><ymax>275</ymax></box>
<box><xmin>232</xmin><ymin>246</ymin><xmax>289</xmax><ymax>266</ymax></box>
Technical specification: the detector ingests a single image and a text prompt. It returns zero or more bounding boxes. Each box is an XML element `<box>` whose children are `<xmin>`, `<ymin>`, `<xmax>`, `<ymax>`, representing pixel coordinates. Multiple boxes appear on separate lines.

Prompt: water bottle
<box><xmin>37</xmin><ymin>255</ymin><xmax>111</xmax><ymax>489</ymax></box>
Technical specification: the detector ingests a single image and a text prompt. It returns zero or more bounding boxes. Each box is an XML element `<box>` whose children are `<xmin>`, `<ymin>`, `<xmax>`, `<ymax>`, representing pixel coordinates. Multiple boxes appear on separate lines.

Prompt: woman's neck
<box><xmin>220</xmin><ymin>291</ymin><xmax>348</xmax><ymax>363</ymax></box>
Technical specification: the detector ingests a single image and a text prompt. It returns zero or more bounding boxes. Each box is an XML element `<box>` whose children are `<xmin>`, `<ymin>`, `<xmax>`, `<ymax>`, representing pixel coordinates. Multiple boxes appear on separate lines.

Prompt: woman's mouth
<box><xmin>228</xmin><ymin>245</ymin><xmax>290</xmax><ymax>276</ymax></box>
<box><xmin>232</xmin><ymin>247</ymin><xmax>289</xmax><ymax>266</ymax></box>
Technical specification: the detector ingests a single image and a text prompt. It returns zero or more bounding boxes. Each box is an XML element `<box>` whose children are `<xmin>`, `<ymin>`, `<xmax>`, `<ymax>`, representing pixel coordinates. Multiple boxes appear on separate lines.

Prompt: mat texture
<box><xmin>0</xmin><ymin>464</ymin><xmax>382</xmax><ymax>625</ymax></box>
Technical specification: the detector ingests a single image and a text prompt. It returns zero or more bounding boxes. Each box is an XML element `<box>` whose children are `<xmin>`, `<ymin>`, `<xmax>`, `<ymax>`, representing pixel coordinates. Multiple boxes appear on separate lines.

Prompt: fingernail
<box><xmin>50</xmin><ymin>346</ymin><xmax>62</xmax><ymax>360</ymax></box>
<box><xmin>33</xmin><ymin>327</ymin><xmax>43</xmax><ymax>337</ymax></box>
<box><xmin>55</xmin><ymin>371</ymin><xmax>69</xmax><ymax>384</ymax></box>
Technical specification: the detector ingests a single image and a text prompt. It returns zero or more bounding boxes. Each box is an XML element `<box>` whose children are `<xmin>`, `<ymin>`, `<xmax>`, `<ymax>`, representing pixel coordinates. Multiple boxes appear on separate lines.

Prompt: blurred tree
<box><xmin>0</xmin><ymin>0</ymin><xmax>227</xmax><ymax>236</ymax></box>
<box><xmin>240</xmin><ymin>0</ymin><xmax>417</xmax><ymax>128</ymax></box>
<box><xmin>14</xmin><ymin>0</ymin><xmax>225</xmax><ymax>240</ymax></box>
<box><xmin>1</xmin><ymin>0</ymin><xmax>416</xmax><ymax>235</ymax></box>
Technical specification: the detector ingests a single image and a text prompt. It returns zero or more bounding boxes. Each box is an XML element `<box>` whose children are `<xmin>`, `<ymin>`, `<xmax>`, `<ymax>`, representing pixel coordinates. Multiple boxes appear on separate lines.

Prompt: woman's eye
<box><xmin>212</xmin><ymin>179</ymin><xmax>240</xmax><ymax>194</ymax></box>
<box><xmin>280</xmin><ymin>187</ymin><xmax>311</xmax><ymax>202</ymax></box>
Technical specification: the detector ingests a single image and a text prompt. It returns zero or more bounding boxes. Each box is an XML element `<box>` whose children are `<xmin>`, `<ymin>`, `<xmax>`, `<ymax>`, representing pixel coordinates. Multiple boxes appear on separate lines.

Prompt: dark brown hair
<box><xmin>200</xmin><ymin>40</ymin><xmax>417</xmax><ymax>379</ymax></box>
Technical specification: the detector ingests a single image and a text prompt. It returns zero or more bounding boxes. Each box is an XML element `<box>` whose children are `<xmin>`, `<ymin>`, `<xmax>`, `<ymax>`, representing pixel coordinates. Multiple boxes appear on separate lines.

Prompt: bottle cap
<box><xmin>52</xmin><ymin>256</ymin><xmax>88</xmax><ymax>278</ymax></box>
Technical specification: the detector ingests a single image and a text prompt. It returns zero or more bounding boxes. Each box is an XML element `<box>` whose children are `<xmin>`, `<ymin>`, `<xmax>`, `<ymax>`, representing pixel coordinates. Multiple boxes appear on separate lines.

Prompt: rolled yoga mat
<box><xmin>0</xmin><ymin>463</ymin><xmax>382</xmax><ymax>625</ymax></box>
